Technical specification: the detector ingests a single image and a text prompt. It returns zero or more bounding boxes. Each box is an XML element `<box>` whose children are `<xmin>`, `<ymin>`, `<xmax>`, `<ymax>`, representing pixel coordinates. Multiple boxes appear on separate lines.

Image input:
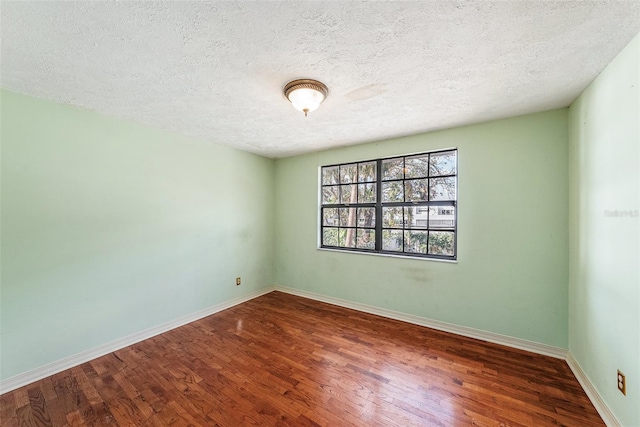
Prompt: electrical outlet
<box><xmin>617</xmin><ymin>370</ymin><xmax>626</xmax><ymax>395</ymax></box>
<box><xmin>236</xmin><ymin>277</ymin><xmax>241</xmax><ymax>286</ymax></box>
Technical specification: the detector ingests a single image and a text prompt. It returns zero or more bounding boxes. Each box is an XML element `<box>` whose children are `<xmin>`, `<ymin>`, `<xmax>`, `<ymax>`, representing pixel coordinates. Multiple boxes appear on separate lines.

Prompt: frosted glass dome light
<box><xmin>284</xmin><ymin>79</ymin><xmax>328</xmax><ymax>117</ymax></box>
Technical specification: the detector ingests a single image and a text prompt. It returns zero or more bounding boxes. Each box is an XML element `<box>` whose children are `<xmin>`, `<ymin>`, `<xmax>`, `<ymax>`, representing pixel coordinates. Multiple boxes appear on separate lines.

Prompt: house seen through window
<box><xmin>320</xmin><ymin>149</ymin><xmax>457</xmax><ymax>260</ymax></box>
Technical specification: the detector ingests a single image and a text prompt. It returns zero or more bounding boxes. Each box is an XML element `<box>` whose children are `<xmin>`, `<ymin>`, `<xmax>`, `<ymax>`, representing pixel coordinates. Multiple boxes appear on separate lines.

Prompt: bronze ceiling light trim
<box><xmin>284</xmin><ymin>79</ymin><xmax>328</xmax><ymax>117</ymax></box>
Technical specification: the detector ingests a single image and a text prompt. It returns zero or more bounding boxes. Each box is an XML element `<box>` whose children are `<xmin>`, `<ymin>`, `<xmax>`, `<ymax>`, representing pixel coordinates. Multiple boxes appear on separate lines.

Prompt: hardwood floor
<box><xmin>1</xmin><ymin>291</ymin><xmax>604</xmax><ymax>426</ymax></box>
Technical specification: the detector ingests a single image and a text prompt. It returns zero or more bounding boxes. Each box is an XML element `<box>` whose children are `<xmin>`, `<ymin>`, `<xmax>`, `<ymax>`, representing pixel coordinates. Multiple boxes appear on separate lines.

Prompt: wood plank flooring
<box><xmin>1</xmin><ymin>291</ymin><xmax>604</xmax><ymax>426</ymax></box>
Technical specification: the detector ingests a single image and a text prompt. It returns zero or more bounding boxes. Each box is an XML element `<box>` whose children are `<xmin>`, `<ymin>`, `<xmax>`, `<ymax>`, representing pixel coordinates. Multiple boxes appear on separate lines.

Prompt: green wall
<box><xmin>568</xmin><ymin>33</ymin><xmax>639</xmax><ymax>426</ymax></box>
<box><xmin>0</xmin><ymin>90</ymin><xmax>275</xmax><ymax>380</ymax></box>
<box><xmin>275</xmin><ymin>110</ymin><xmax>569</xmax><ymax>348</ymax></box>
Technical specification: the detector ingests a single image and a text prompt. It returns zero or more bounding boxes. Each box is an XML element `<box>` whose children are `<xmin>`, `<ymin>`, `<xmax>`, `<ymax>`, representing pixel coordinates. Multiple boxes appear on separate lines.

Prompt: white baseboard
<box><xmin>5</xmin><ymin>285</ymin><xmax>616</xmax><ymax>427</ymax></box>
<box><xmin>566</xmin><ymin>352</ymin><xmax>620</xmax><ymax>427</ymax></box>
<box><xmin>0</xmin><ymin>286</ymin><xmax>276</xmax><ymax>395</ymax></box>
<box><xmin>275</xmin><ymin>287</ymin><xmax>625</xmax><ymax>425</ymax></box>
<box><xmin>0</xmin><ymin>286</ymin><xmax>621</xmax><ymax>427</ymax></box>
<box><xmin>275</xmin><ymin>286</ymin><xmax>567</xmax><ymax>359</ymax></box>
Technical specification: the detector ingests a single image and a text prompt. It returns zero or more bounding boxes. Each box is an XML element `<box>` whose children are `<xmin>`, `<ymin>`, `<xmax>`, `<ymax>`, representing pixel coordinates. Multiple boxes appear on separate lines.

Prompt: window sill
<box><xmin>317</xmin><ymin>247</ymin><xmax>458</xmax><ymax>263</ymax></box>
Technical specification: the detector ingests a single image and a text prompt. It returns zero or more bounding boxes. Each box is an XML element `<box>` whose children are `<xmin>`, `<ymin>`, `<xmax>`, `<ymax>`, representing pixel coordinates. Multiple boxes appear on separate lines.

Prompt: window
<box><xmin>320</xmin><ymin>149</ymin><xmax>457</xmax><ymax>260</ymax></box>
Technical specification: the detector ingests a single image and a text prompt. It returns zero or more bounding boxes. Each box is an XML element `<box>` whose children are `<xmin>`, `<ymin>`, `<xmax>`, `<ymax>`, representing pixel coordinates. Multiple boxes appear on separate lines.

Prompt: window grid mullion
<box><xmin>322</xmin><ymin>149</ymin><xmax>456</xmax><ymax>259</ymax></box>
<box><xmin>375</xmin><ymin>159</ymin><xmax>383</xmax><ymax>251</ymax></box>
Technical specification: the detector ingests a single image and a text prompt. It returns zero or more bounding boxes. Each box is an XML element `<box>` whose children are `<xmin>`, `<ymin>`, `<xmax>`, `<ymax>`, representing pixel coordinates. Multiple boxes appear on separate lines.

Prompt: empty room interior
<box><xmin>1</xmin><ymin>2</ymin><xmax>639</xmax><ymax>426</ymax></box>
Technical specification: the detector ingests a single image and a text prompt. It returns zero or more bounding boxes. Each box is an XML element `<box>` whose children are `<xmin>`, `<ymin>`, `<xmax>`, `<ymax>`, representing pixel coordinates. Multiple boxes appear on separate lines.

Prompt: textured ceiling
<box><xmin>2</xmin><ymin>1</ymin><xmax>639</xmax><ymax>158</ymax></box>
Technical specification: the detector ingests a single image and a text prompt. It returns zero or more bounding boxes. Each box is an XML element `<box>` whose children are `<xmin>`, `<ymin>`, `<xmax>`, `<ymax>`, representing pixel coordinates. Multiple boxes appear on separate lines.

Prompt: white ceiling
<box><xmin>2</xmin><ymin>1</ymin><xmax>639</xmax><ymax>158</ymax></box>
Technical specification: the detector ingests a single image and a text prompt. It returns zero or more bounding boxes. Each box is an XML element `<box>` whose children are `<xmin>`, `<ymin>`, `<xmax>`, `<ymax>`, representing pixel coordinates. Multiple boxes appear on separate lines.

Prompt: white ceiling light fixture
<box><xmin>284</xmin><ymin>79</ymin><xmax>328</xmax><ymax>117</ymax></box>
